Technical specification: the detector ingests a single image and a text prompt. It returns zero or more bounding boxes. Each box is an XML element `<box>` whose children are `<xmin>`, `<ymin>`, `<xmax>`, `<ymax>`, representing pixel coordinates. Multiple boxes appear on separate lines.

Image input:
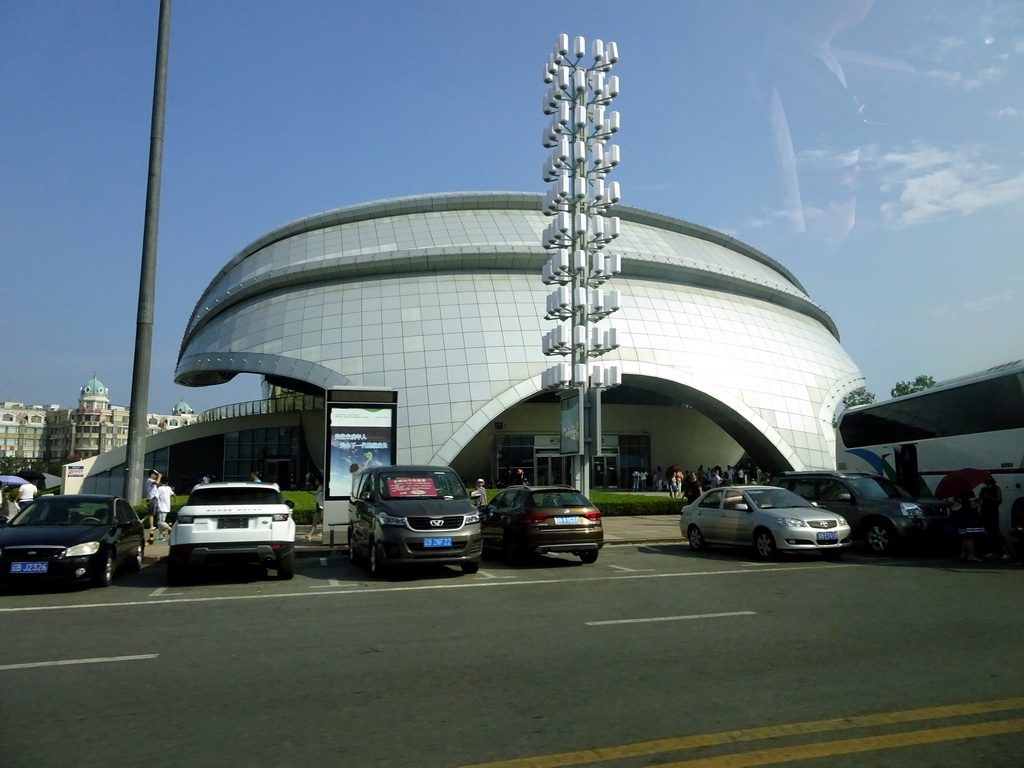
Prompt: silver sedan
<box><xmin>680</xmin><ymin>485</ymin><xmax>852</xmax><ymax>560</ymax></box>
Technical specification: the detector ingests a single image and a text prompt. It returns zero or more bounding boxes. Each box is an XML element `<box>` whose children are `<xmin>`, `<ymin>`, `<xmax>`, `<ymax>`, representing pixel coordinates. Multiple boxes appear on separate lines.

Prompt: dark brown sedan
<box><xmin>480</xmin><ymin>485</ymin><xmax>603</xmax><ymax>565</ymax></box>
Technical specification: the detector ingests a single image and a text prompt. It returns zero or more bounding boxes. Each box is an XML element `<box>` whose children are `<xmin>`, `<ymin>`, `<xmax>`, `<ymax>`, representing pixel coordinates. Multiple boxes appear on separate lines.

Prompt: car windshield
<box><xmin>528</xmin><ymin>491</ymin><xmax>591</xmax><ymax>507</ymax></box>
<box><xmin>746</xmin><ymin>488</ymin><xmax>814</xmax><ymax>510</ymax></box>
<box><xmin>378</xmin><ymin>471</ymin><xmax>468</xmax><ymax>500</ymax></box>
<box><xmin>11</xmin><ymin>498</ymin><xmax>112</xmax><ymax>526</ymax></box>
<box><xmin>846</xmin><ymin>477</ymin><xmax>909</xmax><ymax>500</ymax></box>
<box><xmin>186</xmin><ymin>487</ymin><xmax>285</xmax><ymax>506</ymax></box>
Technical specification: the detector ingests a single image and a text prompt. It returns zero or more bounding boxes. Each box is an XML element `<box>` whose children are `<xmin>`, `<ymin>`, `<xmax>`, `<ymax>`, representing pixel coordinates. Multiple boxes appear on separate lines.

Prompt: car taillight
<box><xmin>584</xmin><ymin>511</ymin><xmax>601</xmax><ymax>520</ymax></box>
<box><xmin>272</xmin><ymin>513</ymin><xmax>290</xmax><ymax>522</ymax></box>
<box><xmin>522</xmin><ymin>512</ymin><xmax>548</xmax><ymax>523</ymax></box>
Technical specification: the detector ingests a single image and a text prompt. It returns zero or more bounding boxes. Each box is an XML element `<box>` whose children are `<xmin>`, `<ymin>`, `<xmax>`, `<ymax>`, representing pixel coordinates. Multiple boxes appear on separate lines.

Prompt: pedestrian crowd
<box><xmin>632</xmin><ymin>464</ymin><xmax>765</xmax><ymax>502</ymax></box>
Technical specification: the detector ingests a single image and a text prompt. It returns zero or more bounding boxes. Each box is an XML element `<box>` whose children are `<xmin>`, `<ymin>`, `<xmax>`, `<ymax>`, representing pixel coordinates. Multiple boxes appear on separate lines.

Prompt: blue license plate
<box><xmin>555</xmin><ymin>516</ymin><xmax>580</xmax><ymax>525</ymax></box>
<box><xmin>11</xmin><ymin>562</ymin><xmax>48</xmax><ymax>574</ymax></box>
<box><xmin>424</xmin><ymin>537</ymin><xmax>452</xmax><ymax>548</ymax></box>
<box><xmin>816</xmin><ymin>531</ymin><xmax>839</xmax><ymax>542</ymax></box>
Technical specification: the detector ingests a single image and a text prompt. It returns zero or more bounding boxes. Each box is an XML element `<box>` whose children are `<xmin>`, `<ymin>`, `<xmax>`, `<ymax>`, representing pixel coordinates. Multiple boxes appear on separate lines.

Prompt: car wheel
<box><xmin>754</xmin><ymin>529</ymin><xmax>777</xmax><ymax>560</ymax></box>
<box><xmin>369</xmin><ymin>540</ymin><xmax>388</xmax><ymax>578</ymax></box>
<box><xmin>167</xmin><ymin>560</ymin><xmax>187</xmax><ymax>587</ymax></box>
<box><xmin>822</xmin><ymin>549</ymin><xmax>843</xmax><ymax>561</ymax></box>
<box><xmin>578</xmin><ymin>550</ymin><xmax>599</xmax><ymax>564</ymax></box>
<box><xmin>126</xmin><ymin>542</ymin><xmax>144</xmax><ymax>573</ymax></box>
<box><xmin>864</xmin><ymin>520</ymin><xmax>896</xmax><ymax>554</ymax></box>
<box><xmin>461</xmin><ymin>560</ymin><xmax>480</xmax><ymax>574</ymax></box>
<box><xmin>687</xmin><ymin>524</ymin><xmax>708</xmax><ymax>551</ymax></box>
<box><xmin>94</xmin><ymin>551</ymin><xmax>115</xmax><ymax>587</ymax></box>
<box><xmin>276</xmin><ymin>552</ymin><xmax>295</xmax><ymax>580</ymax></box>
<box><xmin>503</xmin><ymin>532</ymin><xmax>526</xmax><ymax>567</ymax></box>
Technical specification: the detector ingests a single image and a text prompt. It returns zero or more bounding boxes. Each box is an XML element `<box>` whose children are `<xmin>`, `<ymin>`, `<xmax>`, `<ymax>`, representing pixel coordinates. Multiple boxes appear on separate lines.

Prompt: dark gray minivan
<box><xmin>347</xmin><ymin>465</ymin><xmax>482</xmax><ymax>577</ymax></box>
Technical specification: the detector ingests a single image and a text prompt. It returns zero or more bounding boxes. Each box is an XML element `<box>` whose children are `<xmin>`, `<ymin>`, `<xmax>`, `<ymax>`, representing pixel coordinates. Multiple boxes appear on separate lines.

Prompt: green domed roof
<box><xmin>80</xmin><ymin>376</ymin><xmax>108</xmax><ymax>398</ymax></box>
<box><xmin>172</xmin><ymin>398</ymin><xmax>194</xmax><ymax>415</ymax></box>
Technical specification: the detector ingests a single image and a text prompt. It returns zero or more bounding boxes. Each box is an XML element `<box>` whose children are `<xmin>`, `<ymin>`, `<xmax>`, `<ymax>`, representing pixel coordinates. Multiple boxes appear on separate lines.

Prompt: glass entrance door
<box><xmin>535</xmin><ymin>452</ymin><xmax>569</xmax><ymax>486</ymax></box>
<box><xmin>592</xmin><ymin>455</ymin><xmax>618</xmax><ymax>488</ymax></box>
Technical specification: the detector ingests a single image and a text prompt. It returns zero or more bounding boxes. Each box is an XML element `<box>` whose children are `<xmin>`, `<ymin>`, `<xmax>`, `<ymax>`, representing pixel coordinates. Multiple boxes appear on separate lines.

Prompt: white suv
<box><xmin>167</xmin><ymin>482</ymin><xmax>296</xmax><ymax>585</ymax></box>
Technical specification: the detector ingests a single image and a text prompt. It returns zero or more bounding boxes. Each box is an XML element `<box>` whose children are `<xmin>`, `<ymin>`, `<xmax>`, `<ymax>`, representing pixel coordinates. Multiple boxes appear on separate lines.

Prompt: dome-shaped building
<box><xmin>172</xmin><ymin>398</ymin><xmax>194</xmax><ymax>416</ymax></box>
<box><xmin>173</xmin><ymin>192</ymin><xmax>863</xmax><ymax>487</ymax></box>
<box><xmin>79</xmin><ymin>375</ymin><xmax>109</xmax><ymax>407</ymax></box>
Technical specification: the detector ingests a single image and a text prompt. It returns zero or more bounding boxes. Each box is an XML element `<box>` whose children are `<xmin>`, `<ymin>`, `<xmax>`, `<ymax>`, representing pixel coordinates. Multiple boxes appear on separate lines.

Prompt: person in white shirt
<box><xmin>17</xmin><ymin>481</ymin><xmax>38</xmax><ymax>511</ymax></box>
<box><xmin>471</xmin><ymin>479</ymin><xmax>488</xmax><ymax>508</ymax></box>
<box><xmin>154</xmin><ymin>478</ymin><xmax>174</xmax><ymax>541</ymax></box>
<box><xmin>143</xmin><ymin>469</ymin><xmax>161</xmax><ymax>533</ymax></box>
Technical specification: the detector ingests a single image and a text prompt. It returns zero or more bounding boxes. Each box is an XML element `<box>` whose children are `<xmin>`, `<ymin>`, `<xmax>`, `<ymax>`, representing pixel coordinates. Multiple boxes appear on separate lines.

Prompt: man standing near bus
<box><xmin>979</xmin><ymin>477</ymin><xmax>1007</xmax><ymax>561</ymax></box>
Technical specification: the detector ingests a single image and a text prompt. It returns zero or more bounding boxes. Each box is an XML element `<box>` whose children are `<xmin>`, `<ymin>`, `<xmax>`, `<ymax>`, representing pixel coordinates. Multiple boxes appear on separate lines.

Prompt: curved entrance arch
<box><xmin>437</xmin><ymin>362</ymin><xmax>810</xmax><ymax>481</ymax></box>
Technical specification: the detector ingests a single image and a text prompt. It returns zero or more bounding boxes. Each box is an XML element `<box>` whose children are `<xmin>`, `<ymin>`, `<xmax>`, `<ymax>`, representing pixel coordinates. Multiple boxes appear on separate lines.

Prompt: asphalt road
<box><xmin>1</xmin><ymin>545</ymin><xmax>1021</xmax><ymax>768</ymax></box>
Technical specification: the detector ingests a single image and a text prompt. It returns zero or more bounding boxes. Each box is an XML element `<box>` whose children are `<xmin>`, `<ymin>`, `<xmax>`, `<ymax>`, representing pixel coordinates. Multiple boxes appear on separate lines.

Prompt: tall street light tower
<box><xmin>539</xmin><ymin>34</ymin><xmax>624</xmax><ymax>497</ymax></box>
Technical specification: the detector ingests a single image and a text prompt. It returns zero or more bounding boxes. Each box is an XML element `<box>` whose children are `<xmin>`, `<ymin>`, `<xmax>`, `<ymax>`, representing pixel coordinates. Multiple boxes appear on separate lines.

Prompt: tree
<box><xmin>842</xmin><ymin>387</ymin><xmax>876</xmax><ymax>408</ymax></box>
<box><xmin>891</xmin><ymin>375</ymin><xmax>936</xmax><ymax>398</ymax></box>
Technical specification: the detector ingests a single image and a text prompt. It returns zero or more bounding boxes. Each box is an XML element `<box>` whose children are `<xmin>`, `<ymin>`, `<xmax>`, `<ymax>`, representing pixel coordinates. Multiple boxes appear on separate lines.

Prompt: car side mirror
<box><xmin>735</xmin><ymin>503</ymin><xmax>749</xmax><ymax>511</ymax></box>
<box><xmin>285</xmin><ymin>500</ymin><xmax>296</xmax><ymax>509</ymax></box>
<box><xmin>837</xmin><ymin>493</ymin><xmax>852</xmax><ymax>502</ymax></box>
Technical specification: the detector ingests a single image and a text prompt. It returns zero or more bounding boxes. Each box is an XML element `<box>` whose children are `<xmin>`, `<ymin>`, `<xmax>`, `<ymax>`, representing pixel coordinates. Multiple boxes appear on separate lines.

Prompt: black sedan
<box><xmin>0</xmin><ymin>495</ymin><xmax>145</xmax><ymax>588</ymax></box>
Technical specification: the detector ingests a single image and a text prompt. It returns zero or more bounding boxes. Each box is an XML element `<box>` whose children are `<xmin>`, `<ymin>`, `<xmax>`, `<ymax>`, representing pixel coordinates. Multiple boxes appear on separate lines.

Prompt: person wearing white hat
<box><xmin>471</xmin><ymin>479</ymin><xmax>487</xmax><ymax>508</ymax></box>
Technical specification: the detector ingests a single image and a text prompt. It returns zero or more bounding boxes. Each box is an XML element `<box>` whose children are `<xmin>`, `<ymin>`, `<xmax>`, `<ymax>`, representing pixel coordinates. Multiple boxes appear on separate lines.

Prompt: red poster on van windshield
<box><xmin>387</xmin><ymin>478</ymin><xmax>437</xmax><ymax>497</ymax></box>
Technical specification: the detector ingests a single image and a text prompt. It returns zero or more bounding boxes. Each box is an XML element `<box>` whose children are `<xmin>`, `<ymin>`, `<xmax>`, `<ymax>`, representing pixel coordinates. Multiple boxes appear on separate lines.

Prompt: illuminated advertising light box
<box><xmin>325</xmin><ymin>392</ymin><xmax>398</xmax><ymax>500</ymax></box>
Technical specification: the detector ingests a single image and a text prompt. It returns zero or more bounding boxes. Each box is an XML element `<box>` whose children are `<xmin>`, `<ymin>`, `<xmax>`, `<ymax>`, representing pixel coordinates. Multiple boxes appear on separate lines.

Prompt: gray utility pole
<box><xmin>124</xmin><ymin>0</ymin><xmax>171</xmax><ymax>504</ymax></box>
<box><xmin>539</xmin><ymin>34</ymin><xmax>624</xmax><ymax>497</ymax></box>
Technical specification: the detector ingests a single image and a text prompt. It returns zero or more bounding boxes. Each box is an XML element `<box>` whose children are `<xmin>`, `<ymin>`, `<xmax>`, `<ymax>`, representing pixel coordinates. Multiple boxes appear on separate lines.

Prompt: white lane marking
<box><xmin>587</xmin><ymin>611</ymin><xmax>756</xmax><ymax>626</ymax></box>
<box><xmin>0</xmin><ymin>562</ymin><xmax>851</xmax><ymax>613</ymax></box>
<box><xmin>607</xmin><ymin>564</ymin><xmax>655</xmax><ymax>572</ymax></box>
<box><xmin>310</xmin><ymin>579</ymin><xmax>344</xmax><ymax>588</ymax></box>
<box><xmin>0</xmin><ymin>654</ymin><xmax>158</xmax><ymax>671</ymax></box>
<box><xmin>475</xmin><ymin>570</ymin><xmax>516</xmax><ymax>579</ymax></box>
<box><xmin>150</xmin><ymin>587</ymin><xmax>168</xmax><ymax>597</ymax></box>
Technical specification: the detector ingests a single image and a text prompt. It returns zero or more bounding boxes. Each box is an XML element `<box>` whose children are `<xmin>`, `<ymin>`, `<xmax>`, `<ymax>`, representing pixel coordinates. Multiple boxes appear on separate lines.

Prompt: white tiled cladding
<box><xmin>177</xmin><ymin>192</ymin><xmax>862</xmax><ymax>469</ymax></box>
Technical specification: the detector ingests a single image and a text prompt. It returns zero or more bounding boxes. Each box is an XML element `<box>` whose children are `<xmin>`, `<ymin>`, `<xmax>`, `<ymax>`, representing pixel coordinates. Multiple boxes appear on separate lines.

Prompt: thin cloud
<box><xmin>869</xmin><ymin>143</ymin><xmax>1024</xmax><ymax>228</ymax></box>
<box><xmin>925</xmin><ymin>65</ymin><xmax>1002</xmax><ymax>90</ymax></box>
<box><xmin>963</xmin><ymin>288</ymin><xmax>1018</xmax><ymax>314</ymax></box>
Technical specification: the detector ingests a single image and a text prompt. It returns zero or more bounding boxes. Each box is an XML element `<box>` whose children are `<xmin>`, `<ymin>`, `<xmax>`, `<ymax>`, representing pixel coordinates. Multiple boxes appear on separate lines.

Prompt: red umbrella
<box><xmin>934</xmin><ymin>468</ymin><xmax>992</xmax><ymax>499</ymax></box>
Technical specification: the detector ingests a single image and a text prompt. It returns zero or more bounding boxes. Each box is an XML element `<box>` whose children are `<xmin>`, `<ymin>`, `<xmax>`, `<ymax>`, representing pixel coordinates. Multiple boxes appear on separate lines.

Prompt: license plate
<box><xmin>816</xmin><ymin>531</ymin><xmax>839</xmax><ymax>542</ymax></box>
<box><xmin>11</xmin><ymin>562</ymin><xmax>48</xmax><ymax>574</ymax></box>
<box><xmin>423</xmin><ymin>537</ymin><xmax>452</xmax><ymax>548</ymax></box>
<box><xmin>554</xmin><ymin>516</ymin><xmax>580</xmax><ymax>525</ymax></box>
<box><xmin>217</xmin><ymin>517</ymin><xmax>249</xmax><ymax>529</ymax></box>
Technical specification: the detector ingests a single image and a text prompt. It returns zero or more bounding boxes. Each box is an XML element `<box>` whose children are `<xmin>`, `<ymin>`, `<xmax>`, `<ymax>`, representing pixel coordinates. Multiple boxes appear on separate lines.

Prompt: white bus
<box><xmin>835</xmin><ymin>361</ymin><xmax>1024</xmax><ymax>534</ymax></box>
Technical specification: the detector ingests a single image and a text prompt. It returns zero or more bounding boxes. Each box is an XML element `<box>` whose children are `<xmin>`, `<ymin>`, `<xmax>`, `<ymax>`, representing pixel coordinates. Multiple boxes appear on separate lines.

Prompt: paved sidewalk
<box><xmin>142</xmin><ymin>514</ymin><xmax>683</xmax><ymax>565</ymax></box>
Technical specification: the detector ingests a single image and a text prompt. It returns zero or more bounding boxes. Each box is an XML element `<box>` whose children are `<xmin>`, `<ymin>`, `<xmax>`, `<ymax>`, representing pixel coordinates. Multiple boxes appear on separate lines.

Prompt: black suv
<box><xmin>772</xmin><ymin>471</ymin><xmax>951</xmax><ymax>553</ymax></box>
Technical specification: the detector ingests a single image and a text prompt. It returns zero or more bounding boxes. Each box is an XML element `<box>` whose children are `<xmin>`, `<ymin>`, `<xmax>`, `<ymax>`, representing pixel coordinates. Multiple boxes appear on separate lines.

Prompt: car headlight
<box><xmin>773</xmin><ymin>516</ymin><xmax>808</xmax><ymax>528</ymax></box>
<box><xmin>900</xmin><ymin>503</ymin><xmax>923</xmax><ymax>518</ymax></box>
<box><xmin>464</xmin><ymin>512</ymin><xmax>480</xmax><ymax>525</ymax></box>
<box><xmin>836</xmin><ymin>516</ymin><xmax>848</xmax><ymax>527</ymax></box>
<box><xmin>378</xmin><ymin>513</ymin><xmax>406</xmax><ymax>527</ymax></box>
<box><xmin>65</xmin><ymin>541</ymin><xmax>101</xmax><ymax>557</ymax></box>
<box><xmin>176</xmin><ymin>515</ymin><xmax>194</xmax><ymax>524</ymax></box>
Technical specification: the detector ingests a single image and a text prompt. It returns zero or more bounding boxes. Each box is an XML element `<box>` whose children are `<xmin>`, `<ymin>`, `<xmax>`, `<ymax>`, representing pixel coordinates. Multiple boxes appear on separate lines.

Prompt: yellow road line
<box><xmin>654</xmin><ymin>717</ymin><xmax>1024</xmax><ymax>768</ymax></box>
<box><xmin>456</xmin><ymin>697</ymin><xmax>1024</xmax><ymax>768</ymax></box>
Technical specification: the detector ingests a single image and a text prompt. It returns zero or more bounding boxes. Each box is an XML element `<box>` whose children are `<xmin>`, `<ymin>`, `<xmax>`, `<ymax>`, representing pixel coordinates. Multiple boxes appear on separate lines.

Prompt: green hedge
<box><xmin>133</xmin><ymin>489</ymin><xmax>683</xmax><ymax>524</ymax></box>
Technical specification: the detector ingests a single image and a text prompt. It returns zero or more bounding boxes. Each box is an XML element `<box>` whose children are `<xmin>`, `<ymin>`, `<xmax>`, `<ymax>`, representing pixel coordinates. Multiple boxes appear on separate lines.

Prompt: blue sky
<box><xmin>2</xmin><ymin>0</ymin><xmax>1021</xmax><ymax>414</ymax></box>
